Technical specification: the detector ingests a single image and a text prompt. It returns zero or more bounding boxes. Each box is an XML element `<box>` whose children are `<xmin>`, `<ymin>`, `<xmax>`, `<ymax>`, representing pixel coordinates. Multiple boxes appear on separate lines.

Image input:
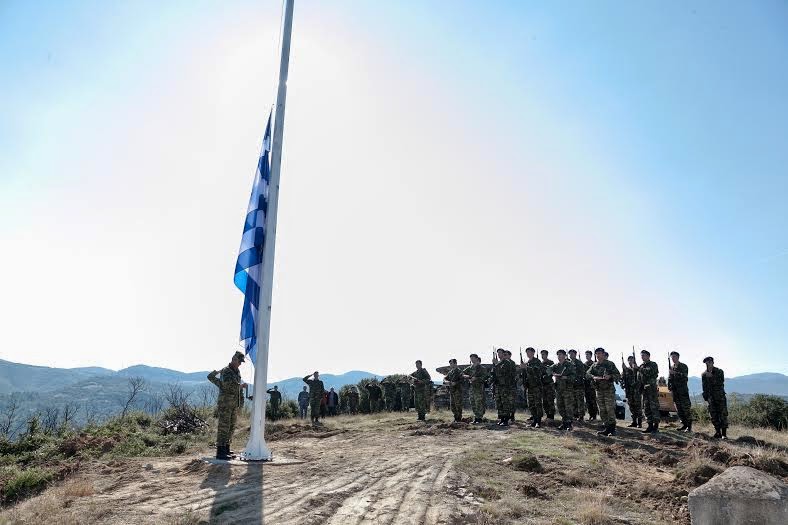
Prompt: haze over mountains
<box><xmin>0</xmin><ymin>358</ymin><xmax>786</xmax><ymax>436</ymax></box>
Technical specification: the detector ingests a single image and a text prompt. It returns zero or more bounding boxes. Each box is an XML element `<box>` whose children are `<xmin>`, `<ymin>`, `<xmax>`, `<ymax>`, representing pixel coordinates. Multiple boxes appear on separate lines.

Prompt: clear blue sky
<box><xmin>1</xmin><ymin>1</ymin><xmax>786</xmax><ymax>381</ymax></box>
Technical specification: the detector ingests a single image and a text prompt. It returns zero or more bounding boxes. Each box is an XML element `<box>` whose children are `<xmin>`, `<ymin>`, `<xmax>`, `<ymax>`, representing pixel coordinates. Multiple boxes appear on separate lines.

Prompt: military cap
<box><xmin>703</xmin><ymin>356</ymin><xmax>714</xmax><ymax>364</ymax></box>
<box><xmin>640</xmin><ymin>349</ymin><xmax>650</xmax><ymax>357</ymax></box>
<box><xmin>670</xmin><ymin>351</ymin><xmax>680</xmax><ymax>357</ymax></box>
<box><xmin>233</xmin><ymin>350</ymin><xmax>246</xmax><ymax>362</ymax></box>
<box><xmin>594</xmin><ymin>347</ymin><xmax>605</xmax><ymax>354</ymax></box>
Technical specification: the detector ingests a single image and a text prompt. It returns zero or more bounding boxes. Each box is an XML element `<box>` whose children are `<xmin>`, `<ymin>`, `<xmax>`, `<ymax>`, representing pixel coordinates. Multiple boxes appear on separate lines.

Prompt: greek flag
<box><xmin>234</xmin><ymin>113</ymin><xmax>272</xmax><ymax>365</ymax></box>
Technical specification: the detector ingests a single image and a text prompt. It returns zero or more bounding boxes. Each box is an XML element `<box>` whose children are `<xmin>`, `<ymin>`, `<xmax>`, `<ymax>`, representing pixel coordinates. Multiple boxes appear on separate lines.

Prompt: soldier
<box><xmin>587</xmin><ymin>348</ymin><xmax>621</xmax><ymax>436</ymax></box>
<box><xmin>584</xmin><ymin>350</ymin><xmax>599</xmax><ymax>421</ymax></box>
<box><xmin>347</xmin><ymin>386</ymin><xmax>360</xmax><ymax>414</ymax></box>
<box><xmin>622</xmin><ymin>355</ymin><xmax>643</xmax><ymax>428</ymax></box>
<box><xmin>398</xmin><ymin>379</ymin><xmax>412</xmax><ymax>412</ymax></box>
<box><xmin>266</xmin><ymin>385</ymin><xmax>282</xmax><ymax>420</ymax></box>
<box><xmin>443</xmin><ymin>359</ymin><xmax>465</xmax><ymax>422</ymax></box>
<box><xmin>521</xmin><ymin>347</ymin><xmax>544</xmax><ymax>428</ymax></box>
<box><xmin>505</xmin><ymin>350</ymin><xmax>518</xmax><ymax>422</ymax></box>
<box><xmin>702</xmin><ymin>357</ymin><xmax>728</xmax><ymax>439</ymax></box>
<box><xmin>303</xmin><ymin>371</ymin><xmax>325</xmax><ymax>425</ymax></box>
<box><xmin>639</xmin><ymin>350</ymin><xmax>660</xmax><ymax>434</ymax></box>
<box><xmin>297</xmin><ymin>386</ymin><xmax>309</xmax><ymax>419</ymax></box>
<box><xmin>207</xmin><ymin>350</ymin><xmax>247</xmax><ymax>459</ymax></box>
<box><xmin>491</xmin><ymin>348</ymin><xmax>517</xmax><ymax>426</ymax></box>
<box><xmin>365</xmin><ymin>382</ymin><xmax>383</xmax><ymax>413</ymax></box>
<box><xmin>540</xmin><ymin>350</ymin><xmax>556</xmax><ymax>420</ymax></box>
<box><xmin>668</xmin><ymin>351</ymin><xmax>692</xmax><ymax>432</ymax></box>
<box><xmin>410</xmin><ymin>360</ymin><xmax>432</xmax><ymax>421</ymax></box>
<box><xmin>380</xmin><ymin>376</ymin><xmax>397</xmax><ymax>412</ymax></box>
<box><xmin>568</xmin><ymin>349</ymin><xmax>586</xmax><ymax>421</ymax></box>
<box><xmin>462</xmin><ymin>353</ymin><xmax>488</xmax><ymax>424</ymax></box>
<box><xmin>552</xmin><ymin>349</ymin><xmax>575</xmax><ymax>431</ymax></box>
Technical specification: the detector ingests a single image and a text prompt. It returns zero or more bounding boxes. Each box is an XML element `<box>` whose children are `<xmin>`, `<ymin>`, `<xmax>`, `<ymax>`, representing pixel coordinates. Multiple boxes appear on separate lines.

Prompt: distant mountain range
<box><xmin>0</xmin><ymin>358</ymin><xmax>785</xmax><ymax>436</ymax></box>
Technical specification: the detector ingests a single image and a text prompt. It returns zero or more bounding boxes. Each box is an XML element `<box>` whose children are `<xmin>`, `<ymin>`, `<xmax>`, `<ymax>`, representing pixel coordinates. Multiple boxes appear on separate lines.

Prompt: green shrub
<box><xmin>691</xmin><ymin>404</ymin><xmax>710</xmax><ymax>425</ymax></box>
<box><xmin>1</xmin><ymin>467</ymin><xmax>52</xmax><ymax>504</ymax></box>
<box><xmin>731</xmin><ymin>395</ymin><xmax>788</xmax><ymax>431</ymax></box>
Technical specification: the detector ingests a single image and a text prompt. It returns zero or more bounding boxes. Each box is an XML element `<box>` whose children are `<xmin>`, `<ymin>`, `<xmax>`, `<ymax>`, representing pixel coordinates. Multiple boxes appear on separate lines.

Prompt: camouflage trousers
<box><xmin>216</xmin><ymin>403</ymin><xmax>238</xmax><ymax>447</ymax></box>
<box><xmin>399</xmin><ymin>387</ymin><xmax>412</xmax><ymax>411</ymax></box>
<box><xmin>414</xmin><ymin>388</ymin><xmax>427</xmax><ymax>418</ymax></box>
<box><xmin>270</xmin><ymin>401</ymin><xmax>280</xmax><ymax>420</ymax></box>
<box><xmin>470</xmin><ymin>386</ymin><xmax>486</xmax><ymax>419</ymax></box>
<box><xmin>449</xmin><ymin>388</ymin><xmax>463</xmax><ymax>419</ymax></box>
<box><xmin>556</xmin><ymin>381</ymin><xmax>575</xmax><ymax>423</ymax></box>
<box><xmin>526</xmin><ymin>385</ymin><xmax>543</xmax><ymax>419</ymax></box>
<box><xmin>672</xmin><ymin>386</ymin><xmax>692</xmax><ymax>425</ymax></box>
<box><xmin>708</xmin><ymin>394</ymin><xmax>728</xmax><ymax>430</ymax></box>
<box><xmin>573</xmin><ymin>383</ymin><xmax>586</xmax><ymax>419</ymax></box>
<box><xmin>349</xmin><ymin>400</ymin><xmax>358</xmax><ymax>414</ymax></box>
<box><xmin>625</xmin><ymin>387</ymin><xmax>642</xmax><ymax>419</ymax></box>
<box><xmin>495</xmin><ymin>386</ymin><xmax>514</xmax><ymax>419</ymax></box>
<box><xmin>542</xmin><ymin>382</ymin><xmax>555</xmax><ymax>418</ymax></box>
<box><xmin>642</xmin><ymin>385</ymin><xmax>660</xmax><ymax>424</ymax></box>
<box><xmin>383</xmin><ymin>394</ymin><xmax>396</xmax><ymax>411</ymax></box>
<box><xmin>584</xmin><ymin>382</ymin><xmax>598</xmax><ymax>418</ymax></box>
<box><xmin>310</xmin><ymin>399</ymin><xmax>321</xmax><ymax>420</ymax></box>
<box><xmin>369</xmin><ymin>397</ymin><xmax>381</xmax><ymax>413</ymax></box>
<box><xmin>596</xmin><ymin>386</ymin><xmax>617</xmax><ymax>426</ymax></box>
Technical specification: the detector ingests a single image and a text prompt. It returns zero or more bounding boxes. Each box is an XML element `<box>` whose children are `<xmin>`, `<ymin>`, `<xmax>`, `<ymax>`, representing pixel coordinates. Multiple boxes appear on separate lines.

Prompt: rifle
<box><xmin>621</xmin><ymin>352</ymin><xmax>627</xmax><ymax>391</ymax></box>
<box><xmin>632</xmin><ymin>345</ymin><xmax>637</xmax><ymax>367</ymax></box>
<box><xmin>519</xmin><ymin>347</ymin><xmax>524</xmax><ymax>365</ymax></box>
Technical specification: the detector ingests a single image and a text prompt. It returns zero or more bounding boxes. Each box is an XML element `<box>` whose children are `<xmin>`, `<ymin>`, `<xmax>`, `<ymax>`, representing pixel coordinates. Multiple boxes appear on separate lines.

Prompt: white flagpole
<box><xmin>244</xmin><ymin>0</ymin><xmax>295</xmax><ymax>462</ymax></box>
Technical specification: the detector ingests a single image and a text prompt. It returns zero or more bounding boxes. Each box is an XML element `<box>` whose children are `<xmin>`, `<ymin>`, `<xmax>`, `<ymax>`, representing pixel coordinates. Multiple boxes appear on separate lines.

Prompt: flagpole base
<box><xmin>242</xmin><ymin>441</ymin><xmax>273</xmax><ymax>462</ymax></box>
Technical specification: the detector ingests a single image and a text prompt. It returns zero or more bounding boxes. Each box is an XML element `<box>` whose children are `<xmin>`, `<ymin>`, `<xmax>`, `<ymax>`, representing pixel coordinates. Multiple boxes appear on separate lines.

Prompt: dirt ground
<box><xmin>2</xmin><ymin>412</ymin><xmax>786</xmax><ymax>525</ymax></box>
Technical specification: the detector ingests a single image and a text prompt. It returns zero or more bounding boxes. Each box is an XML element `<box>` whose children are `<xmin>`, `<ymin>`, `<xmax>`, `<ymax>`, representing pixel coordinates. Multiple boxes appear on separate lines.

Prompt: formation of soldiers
<box><xmin>207</xmin><ymin>347</ymin><xmax>731</xmax><ymax>459</ymax></box>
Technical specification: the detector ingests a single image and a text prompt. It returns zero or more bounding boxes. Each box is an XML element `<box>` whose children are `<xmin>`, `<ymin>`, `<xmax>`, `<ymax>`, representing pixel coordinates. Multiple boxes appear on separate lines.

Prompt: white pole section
<box><xmin>244</xmin><ymin>0</ymin><xmax>295</xmax><ymax>462</ymax></box>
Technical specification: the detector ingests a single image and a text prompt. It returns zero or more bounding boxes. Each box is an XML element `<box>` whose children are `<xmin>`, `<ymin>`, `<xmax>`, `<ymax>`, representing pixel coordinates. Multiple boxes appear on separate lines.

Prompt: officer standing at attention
<box><xmin>668</xmin><ymin>351</ymin><xmax>692</xmax><ymax>433</ymax></box>
<box><xmin>639</xmin><ymin>350</ymin><xmax>660</xmax><ymax>434</ymax></box>
<box><xmin>208</xmin><ymin>350</ymin><xmax>247</xmax><ymax>460</ymax></box>
<box><xmin>702</xmin><ymin>356</ymin><xmax>728</xmax><ymax>439</ymax></box>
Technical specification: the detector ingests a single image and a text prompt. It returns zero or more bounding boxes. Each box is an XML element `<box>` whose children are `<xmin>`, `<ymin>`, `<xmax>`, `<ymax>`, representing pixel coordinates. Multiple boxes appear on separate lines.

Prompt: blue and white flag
<box><xmin>234</xmin><ymin>113</ymin><xmax>272</xmax><ymax>365</ymax></box>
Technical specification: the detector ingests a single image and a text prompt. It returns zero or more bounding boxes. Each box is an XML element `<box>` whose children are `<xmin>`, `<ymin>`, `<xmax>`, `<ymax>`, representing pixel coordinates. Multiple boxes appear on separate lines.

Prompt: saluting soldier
<box><xmin>568</xmin><ymin>349</ymin><xmax>586</xmax><ymax>421</ymax></box>
<box><xmin>668</xmin><ymin>351</ymin><xmax>692</xmax><ymax>433</ymax></box>
<box><xmin>623</xmin><ymin>355</ymin><xmax>643</xmax><ymax>428</ymax></box>
<box><xmin>443</xmin><ymin>359</ymin><xmax>465</xmax><ymax>422</ymax></box>
<box><xmin>639</xmin><ymin>350</ymin><xmax>660</xmax><ymax>434</ymax></box>
<box><xmin>303</xmin><ymin>371</ymin><xmax>325</xmax><ymax>425</ymax></box>
<box><xmin>552</xmin><ymin>349</ymin><xmax>575</xmax><ymax>431</ymax></box>
<box><xmin>491</xmin><ymin>348</ymin><xmax>517</xmax><ymax>426</ymax></box>
<box><xmin>521</xmin><ymin>347</ymin><xmax>544</xmax><ymax>428</ymax></box>
<box><xmin>410</xmin><ymin>360</ymin><xmax>432</xmax><ymax>421</ymax></box>
<box><xmin>266</xmin><ymin>385</ymin><xmax>281</xmax><ymax>420</ymax></box>
<box><xmin>540</xmin><ymin>350</ymin><xmax>556</xmax><ymax>420</ymax></box>
<box><xmin>208</xmin><ymin>350</ymin><xmax>247</xmax><ymax>460</ymax></box>
<box><xmin>587</xmin><ymin>348</ymin><xmax>621</xmax><ymax>436</ymax></box>
<box><xmin>702</xmin><ymin>356</ymin><xmax>728</xmax><ymax>439</ymax></box>
<box><xmin>462</xmin><ymin>353</ymin><xmax>488</xmax><ymax>424</ymax></box>
<box><xmin>584</xmin><ymin>350</ymin><xmax>599</xmax><ymax>421</ymax></box>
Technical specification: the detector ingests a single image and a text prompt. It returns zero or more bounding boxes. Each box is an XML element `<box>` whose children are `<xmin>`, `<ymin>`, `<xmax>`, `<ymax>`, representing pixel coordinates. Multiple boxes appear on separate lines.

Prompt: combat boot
<box><xmin>642</xmin><ymin>421</ymin><xmax>654</xmax><ymax>433</ymax></box>
<box><xmin>597</xmin><ymin>425</ymin><xmax>608</xmax><ymax>436</ymax></box>
<box><xmin>721</xmin><ymin>428</ymin><xmax>728</xmax><ymax>440</ymax></box>
<box><xmin>534</xmin><ymin>418</ymin><xmax>541</xmax><ymax>429</ymax></box>
<box><xmin>637</xmin><ymin>417</ymin><xmax>643</xmax><ymax>428</ymax></box>
<box><xmin>651</xmin><ymin>421</ymin><xmax>659</xmax><ymax>434</ymax></box>
<box><xmin>627</xmin><ymin>418</ymin><xmax>637</xmax><ymax>428</ymax></box>
<box><xmin>607</xmin><ymin>425</ymin><xmax>617</xmax><ymax>436</ymax></box>
<box><xmin>684</xmin><ymin>422</ymin><xmax>692</xmax><ymax>433</ymax></box>
<box><xmin>677</xmin><ymin>422</ymin><xmax>687</xmax><ymax>432</ymax></box>
<box><xmin>216</xmin><ymin>445</ymin><xmax>231</xmax><ymax>460</ymax></box>
<box><xmin>566</xmin><ymin>421</ymin><xmax>573</xmax><ymax>431</ymax></box>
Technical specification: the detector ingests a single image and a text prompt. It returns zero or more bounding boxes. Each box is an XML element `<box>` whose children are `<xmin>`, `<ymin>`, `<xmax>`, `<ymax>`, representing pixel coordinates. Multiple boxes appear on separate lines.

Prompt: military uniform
<box><xmin>365</xmin><ymin>383</ymin><xmax>382</xmax><ymax>413</ymax></box>
<box><xmin>584</xmin><ymin>358</ymin><xmax>599</xmax><ymax>420</ymax></box>
<box><xmin>303</xmin><ymin>375</ymin><xmax>325</xmax><ymax>422</ymax></box>
<box><xmin>552</xmin><ymin>358</ymin><xmax>575</xmax><ymax>429</ymax></box>
<box><xmin>587</xmin><ymin>360</ymin><xmax>621</xmax><ymax>435</ymax></box>
<box><xmin>702</xmin><ymin>365</ymin><xmax>728</xmax><ymax>438</ymax></box>
<box><xmin>522</xmin><ymin>357</ymin><xmax>544</xmax><ymax>426</ymax></box>
<box><xmin>398</xmin><ymin>381</ymin><xmax>412</xmax><ymax>412</ymax></box>
<box><xmin>380</xmin><ymin>378</ymin><xmax>397</xmax><ymax>412</ymax></box>
<box><xmin>347</xmin><ymin>389</ymin><xmax>360</xmax><ymax>414</ymax></box>
<box><xmin>208</xmin><ymin>359</ymin><xmax>244</xmax><ymax>456</ymax></box>
<box><xmin>266</xmin><ymin>388</ymin><xmax>281</xmax><ymax>419</ymax></box>
<box><xmin>669</xmin><ymin>361</ymin><xmax>692</xmax><ymax>431</ymax></box>
<box><xmin>570</xmin><ymin>356</ymin><xmax>586</xmax><ymax>420</ymax></box>
<box><xmin>541</xmin><ymin>358</ymin><xmax>556</xmax><ymax>419</ymax></box>
<box><xmin>622</xmin><ymin>364</ymin><xmax>642</xmax><ymax>427</ymax></box>
<box><xmin>444</xmin><ymin>366</ymin><xmax>465</xmax><ymax>422</ymax></box>
<box><xmin>410</xmin><ymin>368</ymin><xmax>432</xmax><ymax>420</ymax></box>
<box><xmin>463</xmin><ymin>363</ymin><xmax>488</xmax><ymax>422</ymax></box>
<box><xmin>639</xmin><ymin>360</ymin><xmax>660</xmax><ymax>432</ymax></box>
<box><xmin>492</xmin><ymin>358</ymin><xmax>517</xmax><ymax>424</ymax></box>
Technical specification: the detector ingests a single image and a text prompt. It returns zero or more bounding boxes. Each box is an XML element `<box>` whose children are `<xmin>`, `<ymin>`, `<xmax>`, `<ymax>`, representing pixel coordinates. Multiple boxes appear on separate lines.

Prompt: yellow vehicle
<box><xmin>657</xmin><ymin>377</ymin><xmax>677</xmax><ymax>417</ymax></box>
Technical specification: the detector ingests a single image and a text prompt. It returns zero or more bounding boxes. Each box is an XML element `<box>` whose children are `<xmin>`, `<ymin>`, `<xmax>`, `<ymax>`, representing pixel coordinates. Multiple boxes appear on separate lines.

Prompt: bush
<box><xmin>264</xmin><ymin>399</ymin><xmax>298</xmax><ymax>421</ymax></box>
<box><xmin>1</xmin><ymin>467</ymin><xmax>52</xmax><ymax>504</ymax></box>
<box><xmin>356</xmin><ymin>378</ymin><xmax>380</xmax><ymax>414</ymax></box>
<box><xmin>731</xmin><ymin>395</ymin><xmax>788</xmax><ymax>431</ymax></box>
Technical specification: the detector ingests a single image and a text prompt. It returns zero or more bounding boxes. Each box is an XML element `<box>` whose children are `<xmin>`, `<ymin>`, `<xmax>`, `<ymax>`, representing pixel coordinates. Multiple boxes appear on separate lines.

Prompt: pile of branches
<box><xmin>157</xmin><ymin>405</ymin><xmax>207</xmax><ymax>435</ymax></box>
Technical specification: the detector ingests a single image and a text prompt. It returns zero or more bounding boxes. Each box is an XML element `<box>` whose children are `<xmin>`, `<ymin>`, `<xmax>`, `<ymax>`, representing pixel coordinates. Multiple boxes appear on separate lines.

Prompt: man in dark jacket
<box><xmin>327</xmin><ymin>387</ymin><xmax>339</xmax><ymax>416</ymax></box>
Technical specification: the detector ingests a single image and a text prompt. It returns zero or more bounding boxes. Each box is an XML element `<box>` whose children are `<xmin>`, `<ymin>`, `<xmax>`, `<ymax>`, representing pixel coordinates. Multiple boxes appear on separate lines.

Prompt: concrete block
<box><xmin>689</xmin><ymin>465</ymin><xmax>787</xmax><ymax>525</ymax></box>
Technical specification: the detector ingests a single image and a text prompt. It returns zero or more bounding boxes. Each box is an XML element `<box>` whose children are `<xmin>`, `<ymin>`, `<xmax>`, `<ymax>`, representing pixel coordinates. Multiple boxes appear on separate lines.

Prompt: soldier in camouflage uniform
<box><xmin>521</xmin><ymin>347</ymin><xmax>544</xmax><ymax>428</ymax></box>
<box><xmin>443</xmin><ymin>359</ymin><xmax>465</xmax><ymax>422</ymax></box>
<box><xmin>587</xmin><ymin>348</ymin><xmax>621</xmax><ymax>436</ymax></box>
<box><xmin>505</xmin><ymin>350</ymin><xmax>518</xmax><ymax>422</ymax></box>
<box><xmin>410</xmin><ymin>360</ymin><xmax>432</xmax><ymax>421</ymax></box>
<box><xmin>584</xmin><ymin>350</ymin><xmax>599</xmax><ymax>421</ymax></box>
<box><xmin>491</xmin><ymin>348</ymin><xmax>517</xmax><ymax>426</ymax></box>
<box><xmin>639</xmin><ymin>350</ymin><xmax>660</xmax><ymax>434</ymax></box>
<box><xmin>622</xmin><ymin>355</ymin><xmax>642</xmax><ymax>428</ymax></box>
<box><xmin>552</xmin><ymin>349</ymin><xmax>575</xmax><ymax>430</ymax></box>
<box><xmin>568</xmin><ymin>350</ymin><xmax>586</xmax><ymax>421</ymax></box>
<box><xmin>702</xmin><ymin>356</ymin><xmax>728</xmax><ymax>439</ymax></box>
<box><xmin>380</xmin><ymin>377</ymin><xmax>398</xmax><ymax>412</ymax></box>
<box><xmin>266</xmin><ymin>386</ymin><xmax>281</xmax><ymax>420</ymax></box>
<box><xmin>398</xmin><ymin>379</ymin><xmax>412</xmax><ymax>412</ymax></box>
<box><xmin>207</xmin><ymin>351</ymin><xmax>247</xmax><ymax>459</ymax></box>
<box><xmin>540</xmin><ymin>350</ymin><xmax>556</xmax><ymax>419</ymax></box>
<box><xmin>303</xmin><ymin>371</ymin><xmax>325</xmax><ymax>424</ymax></box>
<box><xmin>668</xmin><ymin>351</ymin><xmax>692</xmax><ymax>432</ymax></box>
<box><xmin>365</xmin><ymin>382</ymin><xmax>383</xmax><ymax>413</ymax></box>
<box><xmin>347</xmin><ymin>386</ymin><xmax>360</xmax><ymax>415</ymax></box>
<box><xmin>462</xmin><ymin>353</ymin><xmax>488</xmax><ymax>424</ymax></box>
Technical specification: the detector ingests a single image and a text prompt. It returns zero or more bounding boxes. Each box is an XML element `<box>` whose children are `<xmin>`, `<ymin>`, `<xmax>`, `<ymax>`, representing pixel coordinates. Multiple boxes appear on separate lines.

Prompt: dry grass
<box><xmin>575</xmin><ymin>492</ymin><xmax>615</xmax><ymax>525</ymax></box>
<box><xmin>62</xmin><ymin>478</ymin><xmax>94</xmax><ymax>498</ymax></box>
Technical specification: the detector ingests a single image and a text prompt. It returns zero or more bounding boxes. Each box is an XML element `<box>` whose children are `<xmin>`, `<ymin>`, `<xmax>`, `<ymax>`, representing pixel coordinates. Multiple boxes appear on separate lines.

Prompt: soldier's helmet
<box><xmin>233</xmin><ymin>351</ymin><xmax>246</xmax><ymax>363</ymax></box>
